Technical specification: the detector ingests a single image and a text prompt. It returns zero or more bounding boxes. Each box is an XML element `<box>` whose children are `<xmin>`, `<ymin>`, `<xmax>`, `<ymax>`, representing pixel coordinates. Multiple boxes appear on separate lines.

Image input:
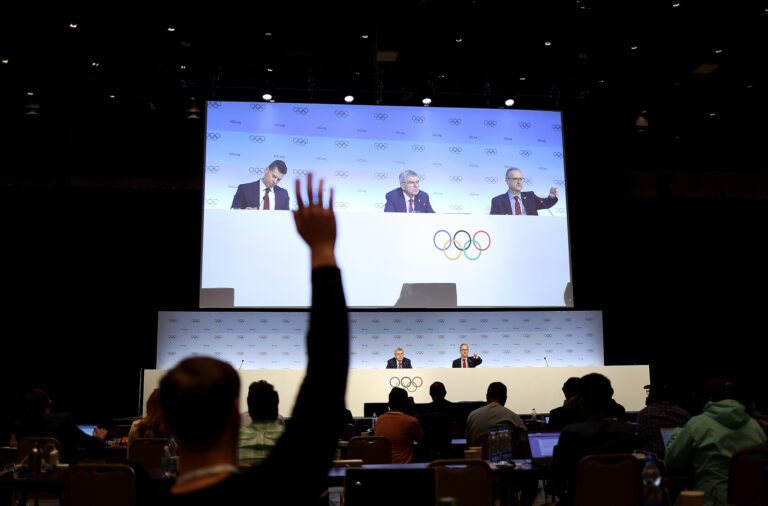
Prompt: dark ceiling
<box><xmin>1</xmin><ymin>1</ymin><xmax>766</xmax><ymax>186</ymax></box>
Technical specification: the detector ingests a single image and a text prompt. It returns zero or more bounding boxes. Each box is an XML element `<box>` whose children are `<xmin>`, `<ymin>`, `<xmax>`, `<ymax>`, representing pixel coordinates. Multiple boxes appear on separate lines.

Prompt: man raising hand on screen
<box><xmin>490</xmin><ymin>168</ymin><xmax>558</xmax><ymax>216</ymax></box>
<box><xmin>231</xmin><ymin>160</ymin><xmax>290</xmax><ymax>210</ymax></box>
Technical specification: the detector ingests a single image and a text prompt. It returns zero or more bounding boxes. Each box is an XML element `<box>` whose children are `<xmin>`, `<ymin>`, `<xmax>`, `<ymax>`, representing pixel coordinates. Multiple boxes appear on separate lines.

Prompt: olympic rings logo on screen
<box><xmin>250</xmin><ymin>135</ymin><xmax>265</xmax><ymax>143</ymax></box>
<box><xmin>335</xmin><ymin>110</ymin><xmax>349</xmax><ymax>118</ymax></box>
<box><xmin>390</xmin><ymin>376</ymin><xmax>424</xmax><ymax>393</ymax></box>
<box><xmin>519</xmin><ymin>149</ymin><xmax>532</xmax><ymax>157</ymax></box>
<box><xmin>412</xmin><ymin>144</ymin><xmax>426</xmax><ymax>152</ymax></box>
<box><xmin>553</xmin><ymin>152</ymin><xmax>563</xmax><ymax>159</ymax></box>
<box><xmin>411</xmin><ymin>115</ymin><xmax>425</xmax><ymax>123</ymax></box>
<box><xmin>293</xmin><ymin>137</ymin><xmax>309</xmax><ymax>146</ymax></box>
<box><xmin>294</xmin><ymin>169</ymin><xmax>308</xmax><ymax>177</ymax></box>
<box><xmin>250</xmin><ymin>103</ymin><xmax>265</xmax><ymax>112</ymax></box>
<box><xmin>448</xmin><ymin>118</ymin><xmax>462</xmax><ymax>126</ymax></box>
<box><xmin>374</xmin><ymin>142</ymin><xmax>388</xmax><ymax>150</ymax></box>
<box><xmin>335</xmin><ymin>140</ymin><xmax>349</xmax><ymax>149</ymax></box>
<box><xmin>484</xmin><ymin>148</ymin><xmax>498</xmax><ymax>156</ymax></box>
<box><xmin>208</xmin><ymin>102</ymin><xmax>221</xmax><ymax>109</ymax></box>
<box><xmin>206</xmin><ymin>165</ymin><xmax>219</xmax><ymax>173</ymax></box>
<box><xmin>552</xmin><ymin>124</ymin><xmax>561</xmax><ymax>131</ymax></box>
<box><xmin>484</xmin><ymin>120</ymin><xmax>497</xmax><ymax>127</ymax></box>
<box><xmin>374</xmin><ymin>113</ymin><xmax>388</xmax><ymax>120</ymax></box>
<box><xmin>448</xmin><ymin>146</ymin><xmax>462</xmax><ymax>154</ymax></box>
<box><xmin>433</xmin><ymin>230</ymin><xmax>491</xmax><ymax>261</ymax></box>
<box><xmin>207</xmin><ymin>132</ymin><xmax>221</xmax><ymax>140</ymax></box>
<box><xmin>485</xmin><ymin>177</ymin><xmax>498</xmax><ymax>184</ymax></box>
<box><xmin>293</xmin><ymin>107</ymin><xmax>309</xmax><ymax>115</ymax></box>
<box><xmin>519</xmin><ymin>122</ymin><xmax>531</xmax><ymax>129</ymax></box>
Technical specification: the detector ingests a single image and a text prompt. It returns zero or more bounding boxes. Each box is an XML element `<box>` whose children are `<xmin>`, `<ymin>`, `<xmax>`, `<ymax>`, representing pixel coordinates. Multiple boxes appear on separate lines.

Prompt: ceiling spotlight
<box><xmin>180</xmin><ymin>65</ymin><xmax>186</xmax><ymax>70</ymax></box>
<box><xmin>504</xmin><ymin>98</ymin><xmax>515</xmax><ymax>107</ymax></box>
<box><xmin>1</xmin><ymin>59</ymin><xmax>8</xmax><ymax>64</ymax></box>
<box><xmin>455</xmin><ymin>38</ymin><xmax>463</xmax><ymax>43</ymax></box>
<box><xmin>167</xmin><ymin>27</ymin><xmax>176</xmax><ymax>32</ymax></box>
<box><xmin>672</xmin><ymin>2</ymin><xmax>680</xmax><ymax>7</ymax></box>
<box><xmin>709</xmin><ymin>112</ymin><xmax>716</xmax><ymax>117</ymax></box>
<box><xmin>266</xmin><ymin>68</ymin><xmax>273</xmax><ymax>72</ymax></box>
<box><xmin>69</xmin><ymin>23</ymin><xmax>78</xmax><ymax>29</ymax></box>
<box><xmin>361</xmin><ymin>34</ymin><xmax>369</xmax><ymax>39</ymax></box>
<box><xmin>714</xmin><ymin>49</ymin><xmax>722</xmax><ymax>54</ymax></box>
<box><xmin>27</xmin><ymin>91</ymin><xmax>34</xmax><ymax>96</ymax></box>
<box><xmin>631</xmin><ymin>46</ymin><xmax>638</xmax><ymax>50</ymax></box>
<box><xmin>265</xmin><ymin>32</ymin><xmax>272</xmax><ymax>37</ymax></box>
<box><xmin>422</xmin><ymin>97</ymin><xmax>432</xmax><ymax>106</ymax></box>
<box><xmin>262</xmin><ymin>93</ymin><xmax>273</xmax><ymax>101</ymax></box>
<box><xmin>344</xmin><ymin>95</ymin><xmax>354</xmax><ymax>103</ymax></box>
<box><xmin>519</xmin><ymin>77</ymin><xmax>526</xmax><ymax>81</ymax></box>
<box><xmin>544</xmin><ymin>41</ymin><xmax>552</xmax><ymax>46</ymax></box>
<box><xmin>109</xmin><ymin>95</ymin><xmax>116</xmax><ymax>99</ymax></box>
<box><xmin>91</xmin><ymin>61</ymin><xmax>100</xmax><ymax>67</ymax></box>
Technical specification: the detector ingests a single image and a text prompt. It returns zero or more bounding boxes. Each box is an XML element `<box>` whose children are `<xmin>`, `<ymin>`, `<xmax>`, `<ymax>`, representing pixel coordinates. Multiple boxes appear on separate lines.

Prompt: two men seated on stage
<box><xmin>159</xmin><ymin>173</ymin><xmax>349</xmax><ymax>504</ymax></box>
<box><xmin>385</xmin><ymin>344</ymin><xmax>483</xmax><ymax>369</ymax></box>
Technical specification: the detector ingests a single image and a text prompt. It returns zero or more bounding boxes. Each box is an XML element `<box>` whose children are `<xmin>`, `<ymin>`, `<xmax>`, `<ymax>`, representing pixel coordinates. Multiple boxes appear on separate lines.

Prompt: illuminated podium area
<box><xmin>143</xmin><ymin>365</ymin><xmax>648</xmax><ymax>417</ymax></box>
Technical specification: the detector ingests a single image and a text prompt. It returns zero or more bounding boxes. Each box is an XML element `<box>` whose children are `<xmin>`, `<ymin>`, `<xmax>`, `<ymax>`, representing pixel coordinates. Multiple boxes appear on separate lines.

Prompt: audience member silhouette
<box><xmin>635</xmin><ymin>382</ymin><xmax>691</xmax><ymax>458</ymax></box>
<box><xmin>547</xmin><ymin>377</ymin><xmax>584</xmax><ymax>430</ymax></box>
<box><xmin>374</xmin><ymin>387</ymin><xmax>423</xmax><ymax>463</ymax></box>
<box><xmin>548</xmin><ymin>373</ymin><xmax>640</xmax><ymax>506</ymax></box>
<box><xmin>155</xmin><ymin>173</ymin><xmax>349</xmax><ymax>504</ymax></box>
<box><xmin>127</xmin><ymin>388</ymin><xmax>169</xmax><ymax>458</ymax></box>
<box><xmin>12</xmin><ymin>388</ymin><xmax>107</xmax><ymax>464</ymax></box>
<box><xmin>237</xmin><ymin>380</ymin><xmax>284</xmax><ymax>466</ymax></box>
<box><xmin>418</xmin><ymin>382</ymin><xmax>456</xmax><ymax>459</ymax></box>
<box><xmin>666</xmin><ymin>377</ymin><xmax>767</xmax><ymax>506</ymax></box>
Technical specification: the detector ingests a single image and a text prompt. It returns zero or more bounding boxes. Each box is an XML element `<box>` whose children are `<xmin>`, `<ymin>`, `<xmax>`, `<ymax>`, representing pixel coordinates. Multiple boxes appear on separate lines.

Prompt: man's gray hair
<box><xmin>399</xmin><ymin>170</ymin><xmax>419</xmax><ymax>183</ymax></box>
<box><xmin>394</xmin><ymin>347</ymin><xmax>404</xmax><ymax>354</ymax></box>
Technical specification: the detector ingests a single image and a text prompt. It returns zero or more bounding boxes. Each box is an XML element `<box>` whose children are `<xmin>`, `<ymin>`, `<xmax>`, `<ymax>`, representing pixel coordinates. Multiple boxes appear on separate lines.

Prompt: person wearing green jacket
<box><xmin>665</xmin><ymin>378</ymin><xmax>767</xmax><ymax>506</ymax></box>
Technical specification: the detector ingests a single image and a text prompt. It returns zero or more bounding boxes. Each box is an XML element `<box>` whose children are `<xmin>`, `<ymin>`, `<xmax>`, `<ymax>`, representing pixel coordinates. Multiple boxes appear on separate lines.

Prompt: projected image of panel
<box><xmin>201</xmin><ymin>101</ymin><xmax>571</xmax><ymax>308</ymax></box>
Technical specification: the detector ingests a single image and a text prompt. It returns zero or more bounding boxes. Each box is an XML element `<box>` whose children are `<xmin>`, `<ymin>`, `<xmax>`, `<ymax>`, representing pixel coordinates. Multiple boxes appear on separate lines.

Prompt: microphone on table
<box><xmin>239</xmin><ymin>359</ymin><xmax>245</xmax><ymax>370</ymax></box>
<box><xmin>544</xmin><ymin>357</ymin><xmax>549</xmax><ymax>367</ymax></box>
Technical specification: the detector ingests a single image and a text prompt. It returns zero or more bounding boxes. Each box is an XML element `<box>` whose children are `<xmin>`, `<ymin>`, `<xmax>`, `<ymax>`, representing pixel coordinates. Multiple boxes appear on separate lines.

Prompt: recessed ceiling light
<box><xmin>361</xmin><ymin>34</ymin><xmax>369</xmax><ymax>39</ymax></box>
<box><xmin>262</xmin><ymin>93</ymin><xmax>273</xmax><ymax>101</ymax></box>
<box><xmin>91</xmin><ymin>62</ymin><xmax>100</xmax><ymax>67</ymax></box>
<box><xmin>455</xmin><ymin>38</ymin><xmax>463</xmax><ymax>43</ymax></box>
<box><xmin>544</xmin><ymin>41</ymin><xmax>552</xmax><ymax>46</ymax></box>
<box><xmin>504</xmin><ymin>99</ymin><xmax>515</xmax><ymax>107</ymax></box>
<box><xmin>709</xmin><ymin>112</ymin><xmax>716</xmax><ymax>116</ymax></box>
<box><xmin>422</xmin><ymin>98</ymin><xmax>432</xmax><ymax>106</ymax></box>
<box><xmin>715</xmin><ymin>49</ymin><xmax>722</xmax><ymax>54</ymax></box>
<box><xmin>180</xmin><ymin>65</ymin><xmax>186</xmax><ymax>70</ymax></box>
<box><xmin>344</xmin><ymin>95</ymin><xmax>354</xmax><ymax>103</ymax></box>
<box><xmin>631</xmin><ymin>46</ymin><xmax>638</xmax><ymax>50</ymax></box>
<box><xmin>265</xmin><ymin>32</ymin><xmax>272</xmax><ymax>37</ymax></box>
<box><xmin>27</xmin><ymin>91</ymin><xmax>34</xmax><ymax>96</ymax></box>
<box><xmin>672</xmin><ymin>3</ymin><xmax>680</xmax><ymax>7</ymax></box>
<box><xmin>109</xmin><ymin>95</ymin><xmax>116</xmax><ymax>99</ymax></box>
<box><xmin>1</xmin><ymin>59</ymin><xmax>8</xmax><ymax>64</ymax></box>
<box><xmin>266</xmin><ymin>68</ymin><xmax>273</xmax><ymax>72</ymax></box>
<box><xmin>519</xmin><ymin>77</ymin><xmax>526</xmax><ymax>81</ymax></box>
<box><xmin>167</xmin><ymin>27</ymin><xmax>176</xmax><ymax>32</ymax></box>
<box><xmin>69</xmin><ymin>23</ymin><xmax>78</xmax><ymax>29</ymax></box>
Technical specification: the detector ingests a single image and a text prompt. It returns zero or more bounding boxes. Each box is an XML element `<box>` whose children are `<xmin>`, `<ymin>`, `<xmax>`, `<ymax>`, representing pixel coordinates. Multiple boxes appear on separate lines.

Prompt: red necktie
<box><xmin>398</xmin><ymin>362</ymin><xmax>402</xmax><ymax>369</ymax></box>
<box><xmin>263</xmin><ymin>188</ymin><xmax>271</xmax><ymax>210</ymax></box>
<box><xmin>463</xmin><ymin>359</ymin><xmax>467</xmax><ymax>368</ymax></box>
<box><xmin>408</xmin><ymin>198</ymin><xmax>414</xmax><ymax>213</ymax></box>
<box><xmin>514</xmin><ymin>195</ymin><xmax>521</xmax><ymax>215</ymax></box>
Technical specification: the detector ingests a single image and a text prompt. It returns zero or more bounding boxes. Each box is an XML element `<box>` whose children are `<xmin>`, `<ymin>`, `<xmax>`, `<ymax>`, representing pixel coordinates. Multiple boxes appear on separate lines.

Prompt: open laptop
<box><xmin>77</xmin><ymin>424</ymin><xmax>99</xmax><ymax>436</ymax></box>
<box><xmin>660</xmin><ymin>427</ymin><xmax>680</xmax><ymax>449</ymax></box>
<box><xmin>527</xmin><ymin>432</ymin><xmax>560</xmax><ymax>466</ymax></box>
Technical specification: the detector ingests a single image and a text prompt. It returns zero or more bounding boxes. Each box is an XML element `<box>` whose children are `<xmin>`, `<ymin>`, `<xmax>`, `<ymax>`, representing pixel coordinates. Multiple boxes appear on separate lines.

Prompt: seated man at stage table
<box><xmin>548</xmin><ymin>373</ymin><xmax>640</xmax><ymax>506</ymax></box>
<box><xmin>490</xmin><ymin>167</ymin><xmax>558</xmax><ymax>215</ymax></box>
<box><xmin>384</xmin><ymin>170</ymin><xmax>435</xmax><ymax>213</ymax></box>
<box><xmin>375</xmin><ymin>387</ymin><xmax>424</xmax><ymax>463</ymax></box>
<box><xmin>386</xmin><ymin>347</ymin><xmax>412</xmax><ymax>369</ymax></box>
<box><xmin>157</xmin><ymin>174</ymin><xmax>348</xmax><ymax>504</ymax></box>
<box><xmin>230</xmin><ymin>159</ymin><xmax>290</xmax><ymax>210</ymax></box>
<box><xmin>452</xmin><ymin>343</ymin><xmax>482</xmax><ymax>368</ymax></box>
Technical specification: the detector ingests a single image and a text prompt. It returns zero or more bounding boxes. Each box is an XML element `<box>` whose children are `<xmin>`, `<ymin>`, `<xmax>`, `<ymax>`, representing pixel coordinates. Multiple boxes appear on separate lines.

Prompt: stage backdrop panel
<box><xmin>157</xmin><ymin>310</ymin><xmax>603</xmax><ymax>370</ymax></box>
<box><xmin>143</xmin><ymin>365</ymin><xmax>649</xmax><ymax>418</ymax></box>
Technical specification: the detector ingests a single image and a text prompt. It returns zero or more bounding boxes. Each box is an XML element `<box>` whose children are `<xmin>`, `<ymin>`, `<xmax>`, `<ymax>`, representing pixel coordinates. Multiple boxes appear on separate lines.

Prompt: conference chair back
<box><xmin>573</xmin><ymin>453</ymin><xmax>643</xmax><ymax>506</ymax></box>
<box><xmin>347</xmin><ymin>436</ymin><xmax>392</xmax><ymax>464</ymax></box>
<box><xmin>428</xmin><ymin>459</ymin><xmax>493</xmax><ymax>506</ymax></box>
<box><xmin>728</xmin><ymin>447</ymin><xmax>768</xmax><ymax>506</ymax></box>
<box><xmin>63</xmin><ymin>463</ymin><xmax>136</xmax><ymax>506</ymax></box>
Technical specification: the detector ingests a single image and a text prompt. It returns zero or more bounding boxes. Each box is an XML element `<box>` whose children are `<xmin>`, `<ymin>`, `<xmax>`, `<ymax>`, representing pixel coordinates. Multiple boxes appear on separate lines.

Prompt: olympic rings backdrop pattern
<box><xmin>203</xmin><ymin>101</ymin><xmax>567</xmax><ymax>216</ymax></box>
<box><xmin>156</xmin><ymin>310</ymin><xmax>603</xmax><ymax>370</ymax></box>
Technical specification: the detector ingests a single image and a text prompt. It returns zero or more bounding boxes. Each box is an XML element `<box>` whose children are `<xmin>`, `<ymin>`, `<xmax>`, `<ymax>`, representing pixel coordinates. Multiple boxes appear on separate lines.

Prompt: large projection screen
<box><xmin>201</xmin><ymin>101</ymin><xmax>571</xmax><ymax>308</ymax></box>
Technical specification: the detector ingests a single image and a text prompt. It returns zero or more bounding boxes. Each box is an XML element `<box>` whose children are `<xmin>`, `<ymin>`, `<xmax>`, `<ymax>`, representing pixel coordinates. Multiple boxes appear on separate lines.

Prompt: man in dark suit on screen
<box><xmin>231</xmin><ymin>160</ymin><xmax>290</xmax><ymax>210</ymax></box>
<box><xmin>384</xmin><ymin>170</ymin><xmax>435</xmax><ymax>213</ymax></box>
<box><xmin>490</xmin><ymin>167</ymin><xmax>558</xmax><ymax>215</ymax></box>
<box><xmin>386</xmin><ymin>348</ymin><xmax>412</xmax><ymax>369</ymax></box>
<box><xmin>452</xmin><ymin>343</ymin><xmax>482</xmax><ymax>368</ymax></box>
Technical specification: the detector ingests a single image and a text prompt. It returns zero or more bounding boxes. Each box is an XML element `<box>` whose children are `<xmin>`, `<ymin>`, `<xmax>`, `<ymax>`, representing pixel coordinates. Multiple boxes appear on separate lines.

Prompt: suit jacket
<box><xmin>384</xmin><ymin>189</ymin><xmax>435</xmax><ymax>213</ymax></box>
<box><xmin>452</xmin><ymin>356</ymin><xmax>482</xmax><ymax>368</ymax></box>
<box><xmin>490</xmin><ymin>191</ymin><xmax>557</xmax><ymax>216</ymax></box>
<box><xmin>231</xmin><ymin>181</ymin><xmax>290</xmax><ymax>210</ymax></box>
<box><xmin>386</xmin><ymin>357</ymin><xmax>412</xmax><ymax>369</ymax></box>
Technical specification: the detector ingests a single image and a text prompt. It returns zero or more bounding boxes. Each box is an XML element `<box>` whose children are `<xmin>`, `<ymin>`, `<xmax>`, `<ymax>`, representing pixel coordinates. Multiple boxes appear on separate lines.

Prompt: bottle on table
<box><xmin>489</xmin><ymin>428</ymin><xmax>499</xmax><ymax>463</ymax></box>
<box><xmin>161</xmin><ymin>444</ymin><xmax>173</xmax><ymax>477</ymax></box>
<box><xmin>499</xmin><ymin>427</ymin><xmax>512</xmax><ymax>464</ymax></box>
<box><xmin>641</xmin><ymin>455</ymin><xmax>663</xmax><ymax>506</ymax></box>
<box><xmin>30</xmin><ymin>442</ymin><xmax>42</xmax><ymax>477</ymax></box>
<box><xmin>371</xmin><ymin>412</ymin><xmax>377</xmax><ymax>433</ymax></box>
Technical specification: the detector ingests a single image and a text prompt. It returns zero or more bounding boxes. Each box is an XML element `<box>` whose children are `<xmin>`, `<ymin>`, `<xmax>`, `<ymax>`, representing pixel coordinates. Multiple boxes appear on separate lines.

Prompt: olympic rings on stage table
<box><xmin>433</xmin><ymin>230</ymin><xmax>491</xmax><ymax>261</ymax></box>
<box><xmin>389</xmin><ymin>376</ymin><xmax>424</xmax><ymax>392</ymax></box>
